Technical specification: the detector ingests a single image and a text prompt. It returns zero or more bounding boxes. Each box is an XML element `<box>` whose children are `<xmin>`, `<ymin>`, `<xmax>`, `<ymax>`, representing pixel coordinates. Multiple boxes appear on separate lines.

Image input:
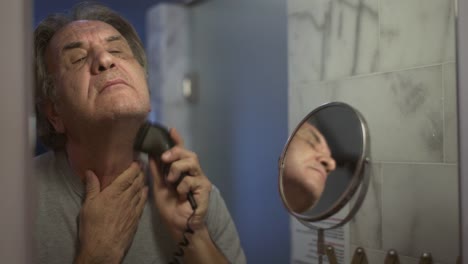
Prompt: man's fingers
<box><xmin>135</xmin><ymin>186</ymin><xmax>148</xmax><ymax>216</ymax></box>
<box><xmin>165</xmin><ymin>158</ymin><xmax>200</xmax><ymax>185</ymax></box>
<box><xmin>176</xmin><ymin>176</ymin><xmax>211</xmax><ymax>229</ymax></box>
<box><xmin>131</xmin><ymin>185</ymin><xmax>148</xmax><ymax>209</ymax></box>
<box><xmin>176</xmin><ymin>175</ymin><xmax>210</xmax><ymax>204</ymax></box>
<box><xmin>126</xmin><ymin>171</ymin><xmax>145</xmax><ymax>197</ymax></box>
<box><xmin>85</xmin><ymin>170</ymin><xmax>101</xmax><ymax>198</ymax></box>
<box><xmin>175</xmin><ymin>176</ymin><xmax>196</xmax><ymax>201</ymax></box>
<box><xmin>161</xmin><ymin>146</ymin><xmax>198</xmax><ymax>166</ymax></box>
<box><xmin>149</xmin><ymin>158</ymin><xmax>165</xmax><ymax>190</ymax></box>
<box><xmin>112</xmin><ymin>162</ymin><xmax>141</xmax><ymax>192</ymax></box>
<box><xmin>169</xmin><ymin>127</ymin><xmax>184</xmax><ymax>147</ymax></box>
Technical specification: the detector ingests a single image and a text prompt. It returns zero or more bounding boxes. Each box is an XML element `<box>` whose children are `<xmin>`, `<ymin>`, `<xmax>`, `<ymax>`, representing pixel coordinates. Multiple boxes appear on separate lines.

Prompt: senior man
<box><xmin>34</xmin><ymin>3</ymin><xmax>245</xmax><ymax>264</ymax></box>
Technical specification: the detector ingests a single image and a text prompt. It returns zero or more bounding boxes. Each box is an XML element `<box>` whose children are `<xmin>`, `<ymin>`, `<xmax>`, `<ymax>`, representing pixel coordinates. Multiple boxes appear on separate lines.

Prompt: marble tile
<box><xmin>288</xmin><ymin>84</ymin><xmax>308</xmax><ymax>133</ymax></box>
<box><xmin>298</xmin><ymin>66</ymin><xmax>444</xmax><ymax>162</ymax></box>
<box><xmin>381</xmin><ymin>163</ymin><xmax>459</xmax><ymax>263</ymax></box>
<box><xmin>379</xmin><ymin>0</ymin><xmax>455</xmax><ymax>72</ymax></box>
<box><xmin>146</xmin><ymin>4</ymin><xmax>191</xmax><ymax>105</ymax></box>
<box><xmin>158</xmin><ymin>102</ymin><xmax>193</xmax><ymax>149</ymax></box>
<box><xmin>443</xmin><ymin>63</ymin><xmax>458</xmax><ymax>163</ymax></box>
<box><xmin>146</xmin><ymin>4</ymin><xmax>193</xmax><ymax>148</ymax></box>
<box><xmin>350</xmin><ymin>162</ymin><xmax>382</xmax><ymax>250</ymax></box>
<box><xmin>288</xmin><ymin>0</ymin><xmax>379</xmax><ymax>84</ymax></box>
<box><xmin>288</xmin><ymin>83</ymin><xmax>333</xmax><ymax>132</ymax></box>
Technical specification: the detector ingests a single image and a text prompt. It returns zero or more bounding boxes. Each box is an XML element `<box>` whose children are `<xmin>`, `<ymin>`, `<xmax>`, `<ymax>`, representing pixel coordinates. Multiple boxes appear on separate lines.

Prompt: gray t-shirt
<box><xmin>35</xmin><ymin>151</ymin><xmax>246</xmax><ymax>264</ymax></box>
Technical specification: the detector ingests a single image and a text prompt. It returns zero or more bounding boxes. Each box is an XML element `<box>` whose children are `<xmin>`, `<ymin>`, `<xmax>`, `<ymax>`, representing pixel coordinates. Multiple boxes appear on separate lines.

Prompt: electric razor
<box><xmin>134</xmin><ymin>122</ymin><xmax>197</xmax><ymax>210</ymax></box>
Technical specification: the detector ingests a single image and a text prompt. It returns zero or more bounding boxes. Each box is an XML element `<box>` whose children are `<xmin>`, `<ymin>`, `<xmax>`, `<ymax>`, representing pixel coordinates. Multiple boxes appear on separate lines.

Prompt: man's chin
<box><xmin>96</xmin><ymin>109</ymin><xmax>149</xmax><ymax>123</ymax></box>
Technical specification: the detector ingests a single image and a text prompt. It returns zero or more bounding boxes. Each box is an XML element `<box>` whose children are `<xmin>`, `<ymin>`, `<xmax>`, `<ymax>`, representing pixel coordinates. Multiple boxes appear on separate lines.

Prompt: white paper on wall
<box><xmin>290</xmin><ymin>206</ymin><xmax>350</xmax><ymax>264</ymax></box>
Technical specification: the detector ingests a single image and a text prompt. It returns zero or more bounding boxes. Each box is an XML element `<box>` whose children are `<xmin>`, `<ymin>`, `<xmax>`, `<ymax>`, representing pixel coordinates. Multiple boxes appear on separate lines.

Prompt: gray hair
<box><xmin>34</xmin><ymin>2</ymin><xmax>147</xmax><ymax>150</ymax></box>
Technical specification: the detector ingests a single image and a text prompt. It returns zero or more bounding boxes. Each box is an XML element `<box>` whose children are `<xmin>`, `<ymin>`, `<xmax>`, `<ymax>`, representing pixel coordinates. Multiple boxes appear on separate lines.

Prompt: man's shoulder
<box><xmin>206</xmin><ymin>184</ymin><xmax>228</xmax><ymax>219</ymax></box>
<box><xmin>34</xmin><ymin>151</ymin><xmax>62</xmax><ymax>183</ymax></box>
<box><xmin>34</xmin><ymin>151</ymin><xmax>55</xmax><ymax>166</ymax></box>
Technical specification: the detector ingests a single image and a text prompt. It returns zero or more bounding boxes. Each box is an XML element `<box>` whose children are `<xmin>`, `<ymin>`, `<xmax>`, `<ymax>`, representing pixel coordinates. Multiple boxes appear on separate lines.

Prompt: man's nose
<box><xmin>91</xmin><ymin>50</ymin><xmax>115</xmax><ymax>74</ymax></box>
<box><xmin>319</xmin><ymin>155</ymin><xmax>336</xmax><ymax>173</ymax></box>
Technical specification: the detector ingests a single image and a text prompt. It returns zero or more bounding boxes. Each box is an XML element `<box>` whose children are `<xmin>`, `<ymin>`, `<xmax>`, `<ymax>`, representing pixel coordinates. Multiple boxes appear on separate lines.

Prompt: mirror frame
<box><xmin>278</xmin><ymin>102</ymin><xmax>371</xmax><ymax>229</ymax></box>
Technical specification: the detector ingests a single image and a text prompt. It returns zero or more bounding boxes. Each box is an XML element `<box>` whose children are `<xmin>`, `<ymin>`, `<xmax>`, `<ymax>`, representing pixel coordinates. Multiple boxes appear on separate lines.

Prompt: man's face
<box><xmin>283</xmin><ymin>122</ymin><xmax>336</xmax><ymax>213</ymax></box>
<box><xmin>45</xmin><ymin>20</ymin><xmax>150</xmax><ymax>131</ymax></box>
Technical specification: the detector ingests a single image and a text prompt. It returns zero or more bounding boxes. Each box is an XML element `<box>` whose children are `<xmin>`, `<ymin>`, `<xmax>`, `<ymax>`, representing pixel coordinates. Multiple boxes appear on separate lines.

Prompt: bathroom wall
<box><xmin>288</xmin><ymin>0</ymin><xmax>459</xmax><ymax>263</ymax></box>
<box><xmin>147</xmin><ymin>1</ymin><xmax>290</xmax><ymax>263</ymax></box>
<box><xmin>0</xmin><ymin>0</ymin><xmax>34</xmax><ymax>262</ymax></box>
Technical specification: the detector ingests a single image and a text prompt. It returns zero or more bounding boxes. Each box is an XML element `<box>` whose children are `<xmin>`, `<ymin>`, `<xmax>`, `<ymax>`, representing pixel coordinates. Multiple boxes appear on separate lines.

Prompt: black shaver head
<box><xmin>134</xmin><ymin>122</ymin><xmax>175</xmax><ymax>158</ymax></box>
<box><xmin>134</xmin><ymin>121</ymin><xmax>198</xmax><ymax>210</ymax></box>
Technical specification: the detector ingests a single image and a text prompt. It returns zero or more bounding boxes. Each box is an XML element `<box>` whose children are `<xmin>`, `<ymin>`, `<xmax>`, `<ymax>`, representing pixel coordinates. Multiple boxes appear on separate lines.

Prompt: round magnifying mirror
<box><xmin>279</xmin><ymin>102</ymin><xmax>370</xmax><ymax>227</ymax></box>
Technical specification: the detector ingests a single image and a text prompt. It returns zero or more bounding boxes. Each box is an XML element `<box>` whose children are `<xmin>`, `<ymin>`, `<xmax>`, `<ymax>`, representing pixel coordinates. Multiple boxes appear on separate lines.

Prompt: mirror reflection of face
<box><xmin>283</xmin><ymin>122</ymin><xmax>336</xmax><ymax>213</ymax></box>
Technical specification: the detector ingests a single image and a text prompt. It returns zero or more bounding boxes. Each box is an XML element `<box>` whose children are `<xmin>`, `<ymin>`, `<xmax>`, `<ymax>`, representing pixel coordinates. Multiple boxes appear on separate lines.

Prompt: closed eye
<box><xmin>72</xmin><ymin>56</ymin><xmax>87</xmax><ymax>64</ymax></box>
<box><xmin>306</xmin><ymin>140</ymin><xmax>317</xmax><ymax>149</ymax></box>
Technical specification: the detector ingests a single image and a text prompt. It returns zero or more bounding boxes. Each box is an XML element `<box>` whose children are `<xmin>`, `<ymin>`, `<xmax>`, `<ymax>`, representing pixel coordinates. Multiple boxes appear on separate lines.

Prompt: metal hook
<box><xmin>384</xmin><ymin>249</ymin><xmax>400</xmax><ymax>264</ymax></box>
<box><xmin>325</xmin><ymin>245</ymin><xmax>338</xmax><ymax>264</ymax></box>
<box><xmin>351</xmin><ymin>247</ymin><xmax>369</xmax><ymax>264</ymax></box>
<box><xmin>418</xmin><ymin>252</ymin><xmax>433</xmax><ymax>264</ymax></box>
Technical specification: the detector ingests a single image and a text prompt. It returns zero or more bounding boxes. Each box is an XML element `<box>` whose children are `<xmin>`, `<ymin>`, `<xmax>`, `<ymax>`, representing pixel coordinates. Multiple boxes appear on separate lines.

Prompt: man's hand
<box><xmin>150</xmin><ymin>128</ymin><xmax>229</xmax><ymax>264</ymax></box>
<box><xmin>149</xmin><ymin>128</ymin><xmax>212</xmax><ymax>238</ymax></box>
<box><xmin>75</xmin><ymin>163</ymin><xmax>148</xmax><ymax>264</ymax></box>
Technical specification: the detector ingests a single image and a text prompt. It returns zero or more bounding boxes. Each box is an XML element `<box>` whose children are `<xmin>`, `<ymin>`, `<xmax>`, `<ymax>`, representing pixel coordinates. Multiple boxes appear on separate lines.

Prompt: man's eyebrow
<box><xmin>62</xmin><ymin>41</ymin><xmax>83</xmax><ymax>51</ymax></box>
<box><xmin>61</xmin><ymin>35</ymin><xmax>123</xmax><ymax>52</ymax></box>
<box><xmin>106</xmin><ymin>35</ymin><xmax>123</xmax><ymax>43</ymax></box>
<box><xmin>306</xmin><ymin>127</ymin><xmax>321</xmax><ymax>143</ymax></box>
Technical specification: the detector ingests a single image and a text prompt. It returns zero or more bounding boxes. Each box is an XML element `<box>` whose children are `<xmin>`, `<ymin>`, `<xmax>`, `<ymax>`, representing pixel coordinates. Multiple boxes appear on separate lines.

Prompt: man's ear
<box><xmin>43</xmin><ymin>101</ymin><xmax>65</xmax><ymax>133</ymax></box>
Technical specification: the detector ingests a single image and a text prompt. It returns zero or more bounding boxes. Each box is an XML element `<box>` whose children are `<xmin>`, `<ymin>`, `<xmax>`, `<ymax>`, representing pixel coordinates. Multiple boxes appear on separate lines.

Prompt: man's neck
<box><xmin>65</xmin><ymin>121</ymin><xmax>142</xmax><ymax>190</ymax></box>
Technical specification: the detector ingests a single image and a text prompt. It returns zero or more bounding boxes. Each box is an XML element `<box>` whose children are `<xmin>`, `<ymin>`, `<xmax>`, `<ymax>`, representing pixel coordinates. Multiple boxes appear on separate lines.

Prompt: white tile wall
<box><xmin>288</xmin><ymin>82</ymin><xmax>333</xmax><ymax>131</ymax></box>
<box><xmin>296</xmin><ymin>66</ymin><xmax>444</xmax><ymax>163</ymax></box>
<box><xmin>379</xmin><ymin>0</ymin><xmax>455</xmax><ymax>72</ymax></box>
<box><xmin>350</xmin><ymin>163</ymin><xmax>383</xmax><ymax>250</ymax></box>
<box><xmin>288</xmin><ymin>0</ymin><xmax>379</xmax><ymax>83</ymax></box>
<box><xmin>288</xmin><ymin>0</ymin><xmax>459</xmax><ymax>262</ymax></box>
<box><xmin>444</xmin><ymin>62</ymin><xmax>458</xmax><ymax>163</ymax></box>
<box><xmin>381</xmin><ymin>163</ymin><xmax>459</xmax><ymax>263</ymax></box>
<box><xmin>146</xmin><ymin>4</ymin><xmax>193</xmax><ymax>148</ymax></box>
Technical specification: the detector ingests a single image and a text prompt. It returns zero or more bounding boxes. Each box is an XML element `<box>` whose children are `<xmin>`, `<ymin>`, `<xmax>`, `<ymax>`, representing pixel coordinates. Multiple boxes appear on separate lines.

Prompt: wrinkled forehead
<box><xmin>297</xmin><ymin>122</ymin><xmax>320</xmax><ymax>139</ymax></box>
<box><xmin>48</xmin><ymin>20</ymin><xmax>122</xmax><ymax>54</ymax></box>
